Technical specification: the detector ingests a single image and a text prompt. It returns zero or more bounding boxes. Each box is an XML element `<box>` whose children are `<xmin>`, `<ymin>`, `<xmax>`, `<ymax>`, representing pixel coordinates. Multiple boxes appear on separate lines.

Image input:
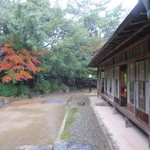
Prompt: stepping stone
<box><xmin>54</xmin><ymin>141</ymin><xmax>96</xmax><ymax>150</ymax></box>
<box><xmin>16</xmin><ymin>145</ymin><xmax>52</xmax><ymax>150</ymax></box>
<box><xmin>77</xmin><ymin>102</ymin><xmax>85</xmax><ymax>106</ymax></box>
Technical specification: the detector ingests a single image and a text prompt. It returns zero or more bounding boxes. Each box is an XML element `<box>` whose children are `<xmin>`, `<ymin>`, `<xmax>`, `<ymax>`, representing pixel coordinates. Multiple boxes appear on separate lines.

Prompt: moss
<box><xmin>61</xmin><ymin>130</ymin><xmax>71</xmax><ymax>140</ymax></box>
<box><xmin>70</xmin><ymin>108</ymin><xmax>77</xmax><ymax>114</ymax></box>
<box><xmin>61</xmin><ymin>108</ymin><xmax>78</xmax><ymax>140</ymax></box>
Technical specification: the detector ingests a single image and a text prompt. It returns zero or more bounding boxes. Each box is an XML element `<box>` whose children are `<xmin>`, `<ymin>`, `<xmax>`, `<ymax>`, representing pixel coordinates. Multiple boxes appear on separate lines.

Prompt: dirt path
<box><xmin>0</xmin><ymin>94</ymin><xmax>70</xmax><ymax>150</ymax></box>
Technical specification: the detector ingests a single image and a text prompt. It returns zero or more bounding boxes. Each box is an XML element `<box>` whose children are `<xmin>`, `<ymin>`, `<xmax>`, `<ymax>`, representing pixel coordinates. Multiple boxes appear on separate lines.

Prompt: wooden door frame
<box><xmin>119</xmin><ymin>65</ymin><xmax>127</xmax><ymax>106</ymax></box>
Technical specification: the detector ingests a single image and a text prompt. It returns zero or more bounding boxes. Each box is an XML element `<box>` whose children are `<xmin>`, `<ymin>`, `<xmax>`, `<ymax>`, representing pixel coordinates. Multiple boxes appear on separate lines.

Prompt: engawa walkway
<box><xmin>68</xmin><ymin>94</ymin><xmax>112</xmax><ymax>150</ymax></box>
<box><xmin>90</xmin><ymin>96</ymin><xmax>149</xmax><ymax>150</ymax></box>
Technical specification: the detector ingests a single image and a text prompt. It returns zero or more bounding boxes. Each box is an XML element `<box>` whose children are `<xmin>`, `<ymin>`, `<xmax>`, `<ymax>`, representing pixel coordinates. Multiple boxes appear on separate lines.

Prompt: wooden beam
<box><xmin>95</xmin><ymin>23</ymin><xmax>150</xmax><ymax>65</ymax></box>
<box><xmin>89</xmin><ymin>24</ymin><xmax>150</xmax><ymax>67</ymax></box>
<box><xmin>95</xmin><ymin>34</ymin><xmax>150</xmax><ymax>68</ymax></box>
<box><xmin>130</xmin><ymin>20</ymin><xmax>148</xmax><ymax>25</ymax></box>
<box><xmin>99</xmin><ymin>52</ymin><xmax>150</xmax><ymax>70</ymax></box>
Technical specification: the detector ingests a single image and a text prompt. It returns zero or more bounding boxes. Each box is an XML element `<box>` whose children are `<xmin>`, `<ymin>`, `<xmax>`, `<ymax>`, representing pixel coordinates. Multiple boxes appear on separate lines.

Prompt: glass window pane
<box><xmin>124</xmin><ymin>72</ymin><xmax>127</xmax><ymax>91</ymax></box>
<box><xmin>129</xmin><ymin>81</ymin><xmax>134</xmax><ymax>104</ymax></box>
<box><xmin>138</xmin><ymin>81</ymin><xmax>146</xmax><ymax>111</ymax></box>
<box><xmin>105</xmin><ymin>79</ymin><xmax>107</xmax><ymax>91</ymax></box>
<box><xmin>110</xmin><ymin>79</ymin><xmax>112</xmax><ymax>93</ymax></box>
<box><xmin>115</xmin><ymin>67</ymin><xmax>119</xmax><ymax>79</ymax></box>
<box><xmin>146</xmin><ymin>59</ymin><xmax>148</xmax><ymax>81</ymax></box>
<box><xmin>101</xmin><ymin>72</ymin><xmax>104</xmax><ymax>78</ymax></box>
<box><xmin>115</xmin><ymin>79</ymin><xmax>118</xmax><ymax>97</ymax></box>
<box><xmin>136</xmin><ymin>62</ymin><xmax>138</xmax><ymax>80</ymax></box>
<box><xmin>129</xmin><ymin>63</ymin><xmax>135</xmax><ymax>80</ymax></box>
<box><xmin>107</xmin><ymin>78</ymin><xmax>109</xmax><ymax>92</ymax></box>
<box><xmin>139</xmin><ymin>61</ymin><xmax>145</xmax><ymax>81</ymax></box>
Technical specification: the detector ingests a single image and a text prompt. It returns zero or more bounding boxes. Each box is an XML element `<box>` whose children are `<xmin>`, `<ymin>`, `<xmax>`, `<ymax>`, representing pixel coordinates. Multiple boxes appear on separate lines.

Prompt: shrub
<box><xmin>61</xmin><ymin>84</ymin><xmax>69</xmax><ymax>91</ymax></box>
<box><xmin>17</xmin><ymin>85</ymin><xmax>30</xmax><ymax>97</ymax></box>
<box><xmin>0</xmin><ymin>82</ymin><xmax>18</xmax><ymax>97</ymax></box>
<box><xmin>49</xmin><ymin>81</ymin><xmax>60</xmax><ymax>92</ymax></box>
<box><xmin>35</xmin><ymin>80</ymin><xmax>50</xmax><ymax>93</ymax></box>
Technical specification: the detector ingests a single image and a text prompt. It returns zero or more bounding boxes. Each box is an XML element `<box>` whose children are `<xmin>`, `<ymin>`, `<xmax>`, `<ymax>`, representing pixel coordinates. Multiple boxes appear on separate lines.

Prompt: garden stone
<box><xmin>65</xmin><ymin>89</ymin><xmax>70</xmax><ymax>94</ymax></box>
<box><xmin>16</xmin><ymin>145</ymin><xmax>53</xmax><ymax>150</ymax></box>
<box><xmin>10</xmin><ymin>96</ymin><xmax>14</xmax><ymax>101</ymax></box>
<box><xmin>4</xmin><ymin>98</ymin><xmax>11</xmax><ymax>104</ymax></box>
<box><xmin>0</xmin><ymin>99</ymin><xmax>4</xmax><ymax>107</ymax></box>
<box><xmin>54</xmin><ymin>140</ymin><xmax>96</xmax><ymax>150</ymax></box>
<box><xmin>58</xmin><ymin>90</ymin><xmax>63</xmax><ymax>93</ymax></box>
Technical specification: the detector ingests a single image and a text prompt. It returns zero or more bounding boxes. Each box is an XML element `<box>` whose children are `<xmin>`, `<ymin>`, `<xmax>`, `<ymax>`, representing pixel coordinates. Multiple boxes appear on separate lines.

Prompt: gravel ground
<box><xmin>68</xmin><ymin>95</ymin><xmax>112</xmax><ymax>150</ymax></box>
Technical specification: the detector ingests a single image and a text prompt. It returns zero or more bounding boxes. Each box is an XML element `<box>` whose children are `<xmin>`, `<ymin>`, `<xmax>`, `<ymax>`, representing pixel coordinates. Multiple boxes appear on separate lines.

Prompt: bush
<box><xmin>49</xmin><ymin>81</ymin><xmax>60</xmax><ymax>92</ymax></box>
<box><xmin>0</xmin><ymin>82</ymin><xmax>18</xmax><ymax>97</ymax></box>
<box><xmin>35</xmin><ymin>80</ymin><xmax>50</xmax><ymax>93</ymax></box>
<box><xmin>61</xmin><ymin>84</ymin><xmax>69</xmax><ymax>91</ymax></box>
<box><xmin>17</xmin><ymin>85</ymin><xmax>30</xmax><ymax>97</ymax></box>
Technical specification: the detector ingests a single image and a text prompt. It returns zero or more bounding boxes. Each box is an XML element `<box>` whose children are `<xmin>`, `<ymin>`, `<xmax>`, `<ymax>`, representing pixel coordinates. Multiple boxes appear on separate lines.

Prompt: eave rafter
<box><xmin>88</xmin><ymin>2</ymin><xmax>150</xmax><ymax>67</ymax></box>
<box><xmin>97</xmin><ymin>22</ymin><xmax>149</xmax><ymax>64</ymax></box>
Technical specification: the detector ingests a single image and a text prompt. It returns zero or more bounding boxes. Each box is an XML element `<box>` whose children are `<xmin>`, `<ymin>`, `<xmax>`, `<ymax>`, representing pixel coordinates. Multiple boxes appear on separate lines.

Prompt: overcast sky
<box><xmin>50</xmin><ymin>0</ymin><xmax>138</xmax><ymax>10</ymax></box>
<box><xmin>108</xmin><ymin>0</ymin><xmax>138</xmax><ymax>9</ymax></box>
<box><xmin>16</xmin><ymin>0</ymin><xmax>138</xmax><ymax>10</ymax></box>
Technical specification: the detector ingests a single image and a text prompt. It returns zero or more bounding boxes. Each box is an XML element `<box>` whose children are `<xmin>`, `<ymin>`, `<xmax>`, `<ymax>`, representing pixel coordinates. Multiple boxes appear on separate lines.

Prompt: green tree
<box><xmin>0</xmin><ymin>0</ymin><xmax>68</xmax><ymax>50</ymax></box>
<box><xmin>0</xmin><ymin>0</ymin><xmax>129</xmax><ymax>90</ymax></box>
<box><xmin>65</xmin><ymin>0</ymin><xmax>126</xmax><ymax>39</ymax></box>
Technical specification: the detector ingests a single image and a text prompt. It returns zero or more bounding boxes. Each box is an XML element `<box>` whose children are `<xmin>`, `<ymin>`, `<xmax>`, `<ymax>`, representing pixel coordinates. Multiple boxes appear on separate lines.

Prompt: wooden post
<box><xmin>113</xmin><ymin>106</ymin><xmax>118</xmax><ymax>114</ymax></box>
<box><xmin>148</xmin><ymin>58</ymin><xmax>150</xmax><ymax>150</ymax></box>
<box><xmin>125</xmin><ymin>116</ymin><xmax>131</xmax><ymax>127</ymax></box>
<box><xmin>148</xmin><ymin>57</ymin><xmax>150</xmax><ymax>128</ymax></box>
<box><xmin>89</xmin><ymin>79</ymin><xmax>92</xmax><ymax>93</ymax></box>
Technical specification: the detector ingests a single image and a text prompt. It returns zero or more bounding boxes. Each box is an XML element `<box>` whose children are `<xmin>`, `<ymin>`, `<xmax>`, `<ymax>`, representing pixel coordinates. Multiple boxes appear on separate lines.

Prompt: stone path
<box><xmin>68</xmin><ymin>94</ymin><xmax>112</xmax><ymax>150</ymax></box>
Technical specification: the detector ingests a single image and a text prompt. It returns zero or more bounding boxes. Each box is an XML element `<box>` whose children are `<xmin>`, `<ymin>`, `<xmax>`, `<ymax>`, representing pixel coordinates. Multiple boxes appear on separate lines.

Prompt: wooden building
<box><xmin>88</xmin><ymin>0</ymin><xmax>150</xmax><ymax>144</ymax></box>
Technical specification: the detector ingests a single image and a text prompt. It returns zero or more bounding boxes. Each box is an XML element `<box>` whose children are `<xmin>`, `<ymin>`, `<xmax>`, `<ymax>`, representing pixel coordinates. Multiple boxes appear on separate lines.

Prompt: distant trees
<box><xmin>65</xmin><ymin>0</ymin><xmax>126</xmax><ymax>39</ymax></box>
<box><xmin>0</xmin><ymin>0</ymin><xmax>66</xmax><ymax>50</ymax></box>
<box><xmin>0</xmin><ymin>0</ymin><xmax>128</xmax><ymax>94</ymax></box>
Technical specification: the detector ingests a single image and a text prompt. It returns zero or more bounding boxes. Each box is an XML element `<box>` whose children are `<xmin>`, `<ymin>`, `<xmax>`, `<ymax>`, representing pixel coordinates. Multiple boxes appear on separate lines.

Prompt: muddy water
<box><xmin>0</xmin><ymin>99</ymin><xmax>67</xmax><ymax>150</ymax></box>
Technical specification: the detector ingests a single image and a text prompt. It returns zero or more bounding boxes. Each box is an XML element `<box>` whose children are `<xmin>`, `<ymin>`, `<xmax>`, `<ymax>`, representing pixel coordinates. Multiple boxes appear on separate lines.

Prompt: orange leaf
<box><xmin>2</xmin><ymin>75</ymin><xmax>13</xmax><ymax>83</ymax></box>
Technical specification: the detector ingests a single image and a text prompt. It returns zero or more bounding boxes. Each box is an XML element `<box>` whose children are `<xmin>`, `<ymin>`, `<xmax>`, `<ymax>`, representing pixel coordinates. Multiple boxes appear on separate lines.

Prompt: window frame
<box><xmin>136</xmin><ymin>60</ymin><xmax>149</xmax><ymax>113</ymax></box>
<box><xmin>128</xmin><ymin>63</ymin><xmax>136</xmax><ymax>105</ymax></box>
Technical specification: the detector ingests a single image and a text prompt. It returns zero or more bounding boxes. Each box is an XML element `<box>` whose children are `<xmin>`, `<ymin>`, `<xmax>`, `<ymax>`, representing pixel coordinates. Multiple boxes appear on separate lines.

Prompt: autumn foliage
<box><xmin>0</xmin><ymin>44</ymin><xmax>45</xmax><ymax>83</ymax></box>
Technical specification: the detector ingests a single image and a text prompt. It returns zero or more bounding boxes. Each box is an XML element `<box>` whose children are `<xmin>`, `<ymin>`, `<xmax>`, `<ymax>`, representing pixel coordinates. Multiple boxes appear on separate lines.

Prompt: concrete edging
<box><xmin>57</xmin><ymin>96</ymin><xmax>72</xmax><ymax>140</ymax></box>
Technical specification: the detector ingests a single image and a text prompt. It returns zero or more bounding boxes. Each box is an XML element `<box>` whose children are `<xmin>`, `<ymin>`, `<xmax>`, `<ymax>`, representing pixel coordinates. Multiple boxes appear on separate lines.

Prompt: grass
<box><xmin>61</xmin><ymin>108</ymin><xmax>78</xmax><ymax>140</ymax></box>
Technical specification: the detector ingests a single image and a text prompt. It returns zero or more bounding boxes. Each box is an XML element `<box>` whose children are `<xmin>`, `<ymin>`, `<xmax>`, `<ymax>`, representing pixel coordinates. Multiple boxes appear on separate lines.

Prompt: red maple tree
<box><xmin>0</xmin><ymin>44</ymin><xmax>45</xmax><ymax>83</ymax></box>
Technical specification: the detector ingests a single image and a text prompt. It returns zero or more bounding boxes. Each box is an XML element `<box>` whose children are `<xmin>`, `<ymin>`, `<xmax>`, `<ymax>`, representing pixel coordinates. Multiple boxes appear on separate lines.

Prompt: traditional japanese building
<box><xmin>88</xmin><ymin>0</ymin><xmax>150</xmax><ymax>144</ymax></box>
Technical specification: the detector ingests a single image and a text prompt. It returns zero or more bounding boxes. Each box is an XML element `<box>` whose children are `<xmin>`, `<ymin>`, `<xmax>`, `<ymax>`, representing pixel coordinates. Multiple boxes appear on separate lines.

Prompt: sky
<box><xmin>16</xmin><ymin>0</ymin><xmax>138</xmax><ymax>10</ymax></box>
<box><xmin>50</xmin><ymin>0</ymin><xmax>138</xmax><ymax>10</ymax></box>
<box><xmin>110</xmin><ymin>0</ymin><xmax>138</xmax><ymax>9</ymax></box>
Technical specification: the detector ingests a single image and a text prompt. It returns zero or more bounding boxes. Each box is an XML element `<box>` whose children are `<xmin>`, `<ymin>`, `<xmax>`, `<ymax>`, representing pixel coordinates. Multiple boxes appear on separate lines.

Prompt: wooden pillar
<box><xmin>97</xmin><ymin>67</ymin><xmax>100</xmax><ymax>96</ymax></box>
<box><xmin>112</xmin><ymin>67</ymin><xmax>115</xmax><ymax>100</ymax></box>
<box><xmin>148</xmin><ymin>57</ymin><xmax>150</xmax><ymax>128</ymax></box>
<box><xmin>125</xmin><ymin>116</ymin><xmax>131</xmax><ymax>127</ymax></box>
<box><xmin>113</xmin><ymin>105</ymin><xmax>118</xmax><ymax>114</ymax></box>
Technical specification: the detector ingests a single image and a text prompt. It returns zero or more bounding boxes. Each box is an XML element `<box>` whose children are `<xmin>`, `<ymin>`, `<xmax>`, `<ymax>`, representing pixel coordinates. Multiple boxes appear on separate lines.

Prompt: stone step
<box><xmin>53</xmin><ymin>141</ymin><xmax>96</xmax><ymax>150</ymax></box>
